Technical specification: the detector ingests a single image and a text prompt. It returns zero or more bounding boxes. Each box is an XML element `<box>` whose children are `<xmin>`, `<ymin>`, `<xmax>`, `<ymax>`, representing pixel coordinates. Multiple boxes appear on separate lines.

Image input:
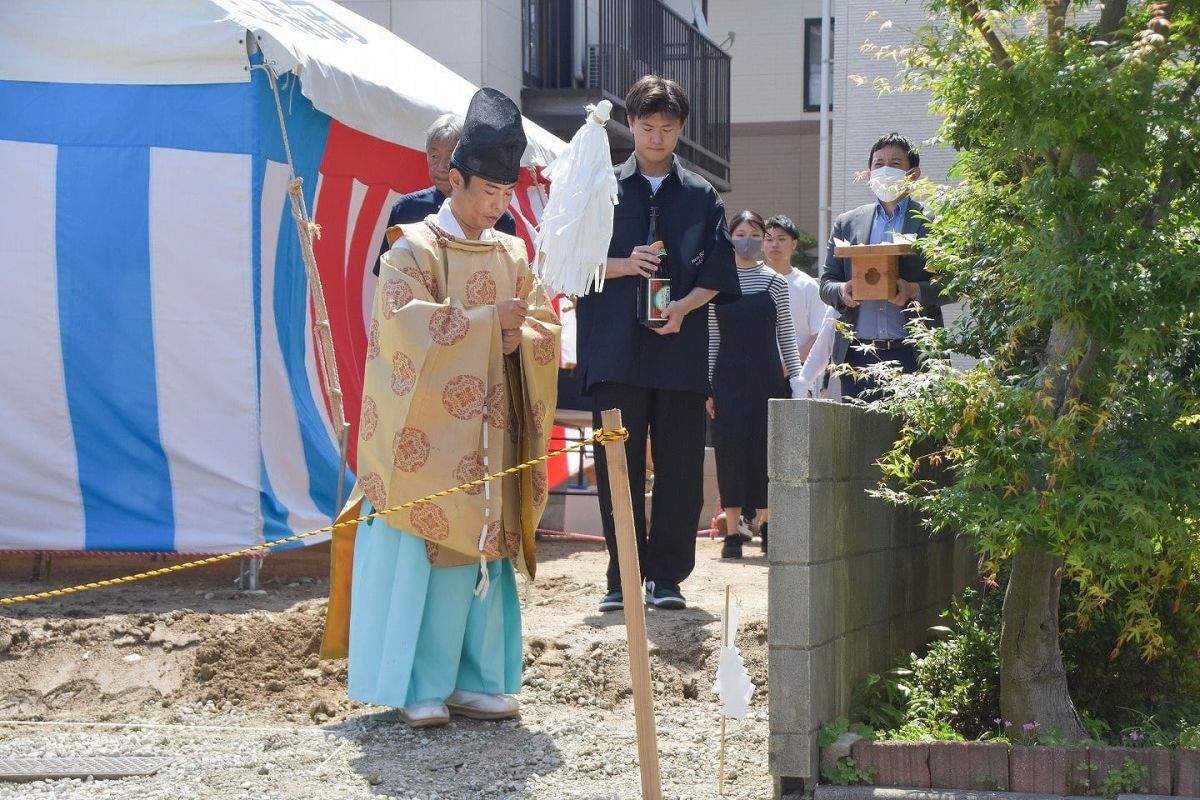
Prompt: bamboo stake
<box><xmin>718</xmin><ymin>583</ymin><xmax>730</xmax><ymax>795</ymax></box>
<box><xmin>600</xmin><ymin>408</ymin><xmax>662</xmax><ymax>800</ymax></box>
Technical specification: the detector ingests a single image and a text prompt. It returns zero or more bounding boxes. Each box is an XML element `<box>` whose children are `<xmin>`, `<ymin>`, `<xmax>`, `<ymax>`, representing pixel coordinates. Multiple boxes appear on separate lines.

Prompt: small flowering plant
<box><xmin>983</xmin><ymin>719</ymin><xmax>1071</xmax><ymax>746</ymax></box>
<box><xmin>984</xmin><ymin>718</ymin><xmax>1014</xmax><ymax>744</ymax></box>
<box><xmin>1018</xmin><ymin>721</ymin><xmax>1043</xmax><ymax>745</ymax></box>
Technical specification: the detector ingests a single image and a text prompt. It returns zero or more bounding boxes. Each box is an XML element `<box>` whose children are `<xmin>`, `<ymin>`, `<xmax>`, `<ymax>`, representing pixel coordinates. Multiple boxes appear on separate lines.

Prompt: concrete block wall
<box><xmin>767</xmin><ymin>399</ymin><xmax>975</xmax><ymax>793</ymax></box>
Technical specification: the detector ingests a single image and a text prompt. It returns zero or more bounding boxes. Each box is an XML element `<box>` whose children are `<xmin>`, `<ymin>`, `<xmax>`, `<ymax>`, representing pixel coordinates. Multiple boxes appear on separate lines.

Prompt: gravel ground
<box><xmin>0</xmin><ymin>537</ymin><xmax>773</xmax><ymax>799</ymax></box>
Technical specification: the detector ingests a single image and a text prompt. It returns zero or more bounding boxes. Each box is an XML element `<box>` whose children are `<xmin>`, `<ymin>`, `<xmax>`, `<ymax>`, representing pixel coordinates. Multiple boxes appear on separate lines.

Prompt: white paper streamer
<box><xmin>712</xmin><ymin>600</ymin><xmax>755</xmax><ymax>719</ymax></box>
<box><xmin>534</xmin><ymin>100</ymin><xmax>619</xmax><ymax>297</ymax></box>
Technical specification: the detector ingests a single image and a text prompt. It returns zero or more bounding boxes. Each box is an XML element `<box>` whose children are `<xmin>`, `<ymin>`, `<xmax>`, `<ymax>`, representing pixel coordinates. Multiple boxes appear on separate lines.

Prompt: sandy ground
<box><xmin>0</xmin><ymin>534</ymin><xmax>774</xmax><ymax>799</ymax></box>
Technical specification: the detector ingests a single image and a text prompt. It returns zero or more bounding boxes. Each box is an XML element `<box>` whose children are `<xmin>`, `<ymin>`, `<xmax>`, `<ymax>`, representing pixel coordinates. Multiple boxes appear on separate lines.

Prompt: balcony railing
<box><xmin>523</xmin><ymin>0</ymin><xmax>731</xmax><ymax>185</ymax></box>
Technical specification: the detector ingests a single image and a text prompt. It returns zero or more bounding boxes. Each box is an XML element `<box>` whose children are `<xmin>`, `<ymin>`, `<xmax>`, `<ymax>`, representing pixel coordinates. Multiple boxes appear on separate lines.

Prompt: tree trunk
<box><xmin>999</xmin><ymin>543</ymin><xmax>1085</xmax><ymax>740</ymax></box>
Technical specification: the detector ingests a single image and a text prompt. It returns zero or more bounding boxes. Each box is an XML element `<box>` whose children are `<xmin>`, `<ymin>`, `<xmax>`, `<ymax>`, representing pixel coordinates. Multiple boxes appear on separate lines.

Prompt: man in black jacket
<box><xmin>575</xmin><ymin>75</ymin><xmax>740</xmax><ymax>612</ymax></box>
<box><xmin>373</xmin><ymin>113</ymin><xmax>516</xmax><ymax>275</ymax></box>
<box><xmin>819</xmin><ymin>132</ymin><xmax>950</xmax><ymax>401</ymax></box>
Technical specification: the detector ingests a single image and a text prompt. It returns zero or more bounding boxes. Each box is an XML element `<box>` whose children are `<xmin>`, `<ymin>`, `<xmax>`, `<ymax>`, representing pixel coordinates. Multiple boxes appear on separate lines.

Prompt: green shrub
<box><xmin>849</xmin><ymin>670</ymin><xmax>911</xmax><ymax>732</ymax></box>
<box><xmin>902</xmin><ymin>588</ymin><xmax>1002</xmax><ymax>740</ymax></box>
<box><xmin>822</xmin><ymin>756</ymin><xmax>875</xmax><ymax>786</ymax></box>
<box><xmin>1179</xmin><ymin>723</ymin><xmax>1200</xmax><ymax>750</ymax></box>
<box><xmin>790</xmin><ymin>229</ymin><xmax>819</xmax><ymax>273</ymax></box>
<box><xmin>1063</xmin><ymin>580</ymin><xmax>1200</xmax><ymax>746</ymax></box>
<box><xmin>1100</xmin><ymin>757</ymin><xmax>1149</xmax><ymax>798</ymax></box>
<box><xmin>853</xmin><ymin>580</ymin><xmax>1200</xmax><ymax>746</ymax></box>
<box><xmin>818</xmin><ymin>716</ymin><xmax>875</xmax><ymax>748</ymax></box>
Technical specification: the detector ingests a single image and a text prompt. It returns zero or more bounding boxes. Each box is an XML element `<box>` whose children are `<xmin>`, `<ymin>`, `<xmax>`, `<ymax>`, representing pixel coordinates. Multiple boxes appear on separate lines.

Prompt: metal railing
<box><xmin>523</xmin><ymin>0</ymin><xmax>731</xmax><ymax>182</ymax></box>
<box><xmin>523</xmin><ymin>0</ymin><xmax>577</xmax><ymax>89</ymax></box>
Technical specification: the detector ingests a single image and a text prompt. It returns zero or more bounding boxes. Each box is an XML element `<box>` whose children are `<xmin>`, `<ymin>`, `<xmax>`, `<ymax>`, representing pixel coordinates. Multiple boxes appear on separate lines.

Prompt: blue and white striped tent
<box><xmin>0</xmin><ymin>0</ymin><xmax>562</xmax><ymax>554</ymax></box>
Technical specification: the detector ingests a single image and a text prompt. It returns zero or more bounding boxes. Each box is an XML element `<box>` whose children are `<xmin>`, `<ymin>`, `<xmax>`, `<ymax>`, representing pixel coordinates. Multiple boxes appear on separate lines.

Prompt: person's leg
<box><xmin>895</xmin><ymin>345</ymin><xmax>920</xmax><ymax>375</ymax></box>
<box><xmin>455</xmin><ymin>557</ymin><xmax>522</xmax><ymax>695</ymax></box>
<box><xmin>720</xmin><ymin>503</ymin><xmax>744</xmax><ymax>558</ymax></box>
<box><xmin>592</xmin><ymin>382</ymin><xmax>650</xmax><ymax>594</ymax></box>
<box><xmin>711</xmin><ymin>397</ymin><xmax>749</xmax><ymax>554</ymax></box>
<box><xmin>443</xmin><ymin>557</ymin><xmax>523</xmax><ymax>720</ymax></box>
<box><xmin>348</xmin><ymin>516</ymin><xmax>436</xmax><ymax>709</ymax></box>
<box><xmin>350</xmin><ymin>511</ymin><xmax>496</xmax><ymax>727</ymax></box>
<box><xmin>840</xmin><ymin>347</ymin><xmax>879</xmax><ymax>402</ymax></box>
<box><xmin>645</xmin><ymin>389</ymin><xmax>707</xmax><ymax>592</ymax></box>
<box><xmin>407</xmin><ymin>559</ymin><xmax>481</xmax><ymax>704</ymax></box>
<box><xmin>843</xmin><ymin>344</ymin><xmax>919</xmax><ymax>400</ymax></box>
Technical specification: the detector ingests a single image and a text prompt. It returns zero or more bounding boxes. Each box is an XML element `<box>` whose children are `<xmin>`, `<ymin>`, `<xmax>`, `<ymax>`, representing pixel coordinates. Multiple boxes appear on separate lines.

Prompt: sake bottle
<box><xmin>638</xmin><ymin>206</ymin><xmax>671</xmax><ymax>327</ymax></box>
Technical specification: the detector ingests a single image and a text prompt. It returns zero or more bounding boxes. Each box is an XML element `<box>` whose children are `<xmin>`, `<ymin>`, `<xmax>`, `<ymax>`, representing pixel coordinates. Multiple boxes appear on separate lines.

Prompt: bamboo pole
<box><xmin>600</xmin><ymin>408</ymin><xmax>662</xmax><ymax>800</ymax></box>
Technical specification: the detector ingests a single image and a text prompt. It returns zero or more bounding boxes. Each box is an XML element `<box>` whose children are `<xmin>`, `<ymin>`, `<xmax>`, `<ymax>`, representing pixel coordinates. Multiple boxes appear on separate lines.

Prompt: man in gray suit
<box><xmin>819</xmin><ymin>133</ymin><xmax>950</xmax><ymax>401</ymax></box>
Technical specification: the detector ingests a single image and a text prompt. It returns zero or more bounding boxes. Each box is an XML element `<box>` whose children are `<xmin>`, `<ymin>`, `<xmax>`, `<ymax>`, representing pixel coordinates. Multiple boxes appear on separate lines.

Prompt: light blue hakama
<box><xmin>347</xmin><ymin>504</ymin><xmax>523</xmax><ymax>708</ymax></box>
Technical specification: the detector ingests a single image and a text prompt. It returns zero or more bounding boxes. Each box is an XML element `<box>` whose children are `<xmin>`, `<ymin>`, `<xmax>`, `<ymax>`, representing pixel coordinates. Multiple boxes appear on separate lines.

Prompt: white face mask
<box><xmin>869</xmin><ymin>166</ymin><xmax>909</xmax><ymax>203</ymax></box>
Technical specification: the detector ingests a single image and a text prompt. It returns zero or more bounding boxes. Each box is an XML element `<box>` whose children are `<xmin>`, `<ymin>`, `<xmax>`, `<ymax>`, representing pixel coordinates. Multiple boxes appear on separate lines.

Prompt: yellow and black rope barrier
<box><xmin>0</xmin><ymin>426</ymin><xmax>629</xmax><ymax>607</ymax></box>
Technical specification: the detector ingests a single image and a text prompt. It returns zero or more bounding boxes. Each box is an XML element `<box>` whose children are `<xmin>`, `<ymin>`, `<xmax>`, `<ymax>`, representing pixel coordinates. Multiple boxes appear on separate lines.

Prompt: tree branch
<box><xmin>1040</xmin><ymin>316</ymin><xmax>1089</xmax><ymax>419</ymax></box>
<box><xmin>1142</xmin><ymin>72</ymin><xmax>1200</xmax><ymax>230</ymax></box>
<box><xmin>1098</xmin><ymin>0</ymin><xmax>1129</xmax><ymax>41</ymax></box>
<box><xmin>1045</xmin><ymin>0</ymin><xmax>1069</xmax><ymax>54</ymax></box>
<box><xmin>960</xmin><ymin>0</ymin><xmax>1014</xmax><ymax>70</ymax></box>
<box><xmin>1058</xmin><ymin>336</ymin><xmax>1101</xmax><ymax>416</ymax></box>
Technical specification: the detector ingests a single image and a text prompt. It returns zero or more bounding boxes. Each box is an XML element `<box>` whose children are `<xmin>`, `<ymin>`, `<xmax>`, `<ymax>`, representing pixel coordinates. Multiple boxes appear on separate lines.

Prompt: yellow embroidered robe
<box><xmin>321</xmin><ymin>219</ymin><xmax>559</xmax><ymax>659</ymax></box>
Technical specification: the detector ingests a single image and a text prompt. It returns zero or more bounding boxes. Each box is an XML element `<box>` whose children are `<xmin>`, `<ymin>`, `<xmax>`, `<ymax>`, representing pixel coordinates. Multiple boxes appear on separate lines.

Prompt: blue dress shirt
<box><xmin>854</xmin><ymin>196</ymin><xmax>911</xmax><ymax>341</ymax></box>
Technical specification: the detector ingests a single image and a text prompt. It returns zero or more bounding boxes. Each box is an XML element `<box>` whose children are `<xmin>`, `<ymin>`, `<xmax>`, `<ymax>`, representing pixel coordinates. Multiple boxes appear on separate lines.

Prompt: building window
<box><xmin>804</xmin><ymin>18</ymin><xmax>834</xmax><ymax>112</ymax></box>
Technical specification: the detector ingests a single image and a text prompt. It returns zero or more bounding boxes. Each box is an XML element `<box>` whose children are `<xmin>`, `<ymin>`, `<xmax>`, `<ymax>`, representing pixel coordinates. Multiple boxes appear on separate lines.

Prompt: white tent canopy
<box><xmin>0</xmin><ymin>0</ymin><xmax>562</xmax><ymax>166</ymax></box>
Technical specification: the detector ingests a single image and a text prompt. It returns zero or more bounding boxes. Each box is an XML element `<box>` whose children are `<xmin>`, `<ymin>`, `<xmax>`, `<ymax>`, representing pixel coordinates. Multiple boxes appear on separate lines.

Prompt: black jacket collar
<box><xmin>615</xmin><ymin>154</ymin><xmax>682</xmax><ymax>185</ymax></box>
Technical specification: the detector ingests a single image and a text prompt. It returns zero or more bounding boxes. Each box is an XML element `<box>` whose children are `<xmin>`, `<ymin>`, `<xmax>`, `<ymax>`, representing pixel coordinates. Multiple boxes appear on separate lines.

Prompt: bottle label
<box><xmin>640</xmin><ymin>237</ymin><xmax>670</xmax><ymax>327</ymax></box>
<box><xmin>639</xmin><ymin>277</ymin><xmax>671</xmax><ymax>326</ymax></box>
<box><xmin>648</xmin><ymin>278</ymin><xmax>671</xmax><ymax>318</ymax></box>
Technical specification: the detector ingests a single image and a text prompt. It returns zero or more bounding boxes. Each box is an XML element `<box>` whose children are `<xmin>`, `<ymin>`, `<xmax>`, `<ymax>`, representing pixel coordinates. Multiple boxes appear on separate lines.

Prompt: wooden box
<box><xmin>834</xmin><ymin>242</ymin><xmax>912</xmax><ymax>301</ymax></box>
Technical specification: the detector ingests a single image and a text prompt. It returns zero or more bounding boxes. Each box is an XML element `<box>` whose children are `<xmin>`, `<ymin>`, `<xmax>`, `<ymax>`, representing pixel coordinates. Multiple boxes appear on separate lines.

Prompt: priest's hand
<box><xmin>502</xmin><ymin>328</ymin><xmax>521</xmax><ymax>355</ymax></box>
<box><xmin>705</xmin><ymin>397</ymin><xmax>715</xmax><ymax>419</ymax></box>
<box><xmin>497</xmin><ymin>298</ymin><xmax>528</xmax><ymax>328</ymax></box>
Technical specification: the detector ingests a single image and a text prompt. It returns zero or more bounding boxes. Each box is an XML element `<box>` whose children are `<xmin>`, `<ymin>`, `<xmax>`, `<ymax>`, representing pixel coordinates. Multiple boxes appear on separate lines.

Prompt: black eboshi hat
<box><xmin>449</xmin><ymin>88</ymin><xmax>527</xmax><ymax>185</ymax></box>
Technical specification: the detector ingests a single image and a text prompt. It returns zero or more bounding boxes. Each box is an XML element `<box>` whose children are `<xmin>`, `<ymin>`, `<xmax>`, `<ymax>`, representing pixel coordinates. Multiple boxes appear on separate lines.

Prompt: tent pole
<box><xmin>334</xmin><ymin>425</ymin><xmax>350</xmax><ymax>515</ymax></box>
<box><xmin>237</xmin><ymin>556</ymin><xmax>262</xmax><ymax>592</ymax></box>
<box><xmin>255</xmin><ymin>63</ymin><xmax>352</xmax><ymax>528</ymax></box>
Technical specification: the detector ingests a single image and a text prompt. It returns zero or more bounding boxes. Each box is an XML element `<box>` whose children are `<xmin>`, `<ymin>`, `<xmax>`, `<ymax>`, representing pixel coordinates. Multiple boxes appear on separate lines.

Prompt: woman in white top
<box><xmin>706</xmin><ymin>210</ymin><xmax>803</xmax><ymax>558</ymax></box>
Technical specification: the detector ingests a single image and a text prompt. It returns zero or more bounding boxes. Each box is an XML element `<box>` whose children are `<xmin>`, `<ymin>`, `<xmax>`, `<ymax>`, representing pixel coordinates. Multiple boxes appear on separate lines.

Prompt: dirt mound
<box><xmin>0</xmin><ymin>595</ymin><xmax>355</xmax><ymax>725</ymax></box>
<box><xmin>184</xmin><ymin>599</ymin><xmax>353</xmax><ymax>722</ymax></box>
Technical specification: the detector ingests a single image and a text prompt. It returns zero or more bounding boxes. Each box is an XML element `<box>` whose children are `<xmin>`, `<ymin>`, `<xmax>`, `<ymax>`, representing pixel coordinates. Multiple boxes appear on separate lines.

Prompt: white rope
<box><xmin>251</xmin><ymin>62</ymin><xmax>351</xmax><ymax>476</ymax></box>
<box><xmin>475</xmin><ymin>409</ymin><xmax>492</xmax><ymax>599</ymax></box>
<box><xmin>252</xmin><ymin>64</ymin><xmax>296</xmax><ymax>181</ymax></box>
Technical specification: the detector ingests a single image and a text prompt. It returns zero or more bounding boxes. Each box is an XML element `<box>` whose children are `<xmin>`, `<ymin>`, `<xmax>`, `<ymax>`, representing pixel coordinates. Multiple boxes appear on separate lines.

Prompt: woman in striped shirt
<box><xmin>707</xmin><ymin>210</ymin><xmax>804</xmax><ymax>558</ymax></box>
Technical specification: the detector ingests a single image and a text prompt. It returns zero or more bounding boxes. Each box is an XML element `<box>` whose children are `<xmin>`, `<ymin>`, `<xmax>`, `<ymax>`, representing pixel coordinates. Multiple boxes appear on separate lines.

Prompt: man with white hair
<box><xmin>373</xmin><ymin>113</ymin><xmax>517</xmax><ymax>275</ymax></box>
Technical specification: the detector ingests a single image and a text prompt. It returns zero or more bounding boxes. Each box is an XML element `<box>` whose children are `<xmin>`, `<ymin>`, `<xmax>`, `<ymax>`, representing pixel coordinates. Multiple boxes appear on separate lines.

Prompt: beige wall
<box><xmin>721</xmin><ymin>121</ymin><xmax>820</xmax><ymax>243</ymax></box>
<box><xmin>335</xmin><ymin>0</ymin><xmax>524</xmax><ymax>105</ymax></box>
<box><xmin>705</xmin><ymin>0</ymin><xmax>824</xmax><ymax>247</ymax></box>
<box><xmin>706</xmin><ymin>0</ymin><xmax>822</xmax><ymax>124</ymax></box>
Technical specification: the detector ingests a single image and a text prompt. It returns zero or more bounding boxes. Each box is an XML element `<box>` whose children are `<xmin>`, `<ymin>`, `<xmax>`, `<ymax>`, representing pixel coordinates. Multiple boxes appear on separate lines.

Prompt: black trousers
<box><xmin>841</xmin><ymin>343</ymin><xmax>920</xmax><ymax>402</ymax></box>
<box><xmin>591</xmin><ymin>382</ymin><xmax>707</xmax><ymax>592</ymax></box>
